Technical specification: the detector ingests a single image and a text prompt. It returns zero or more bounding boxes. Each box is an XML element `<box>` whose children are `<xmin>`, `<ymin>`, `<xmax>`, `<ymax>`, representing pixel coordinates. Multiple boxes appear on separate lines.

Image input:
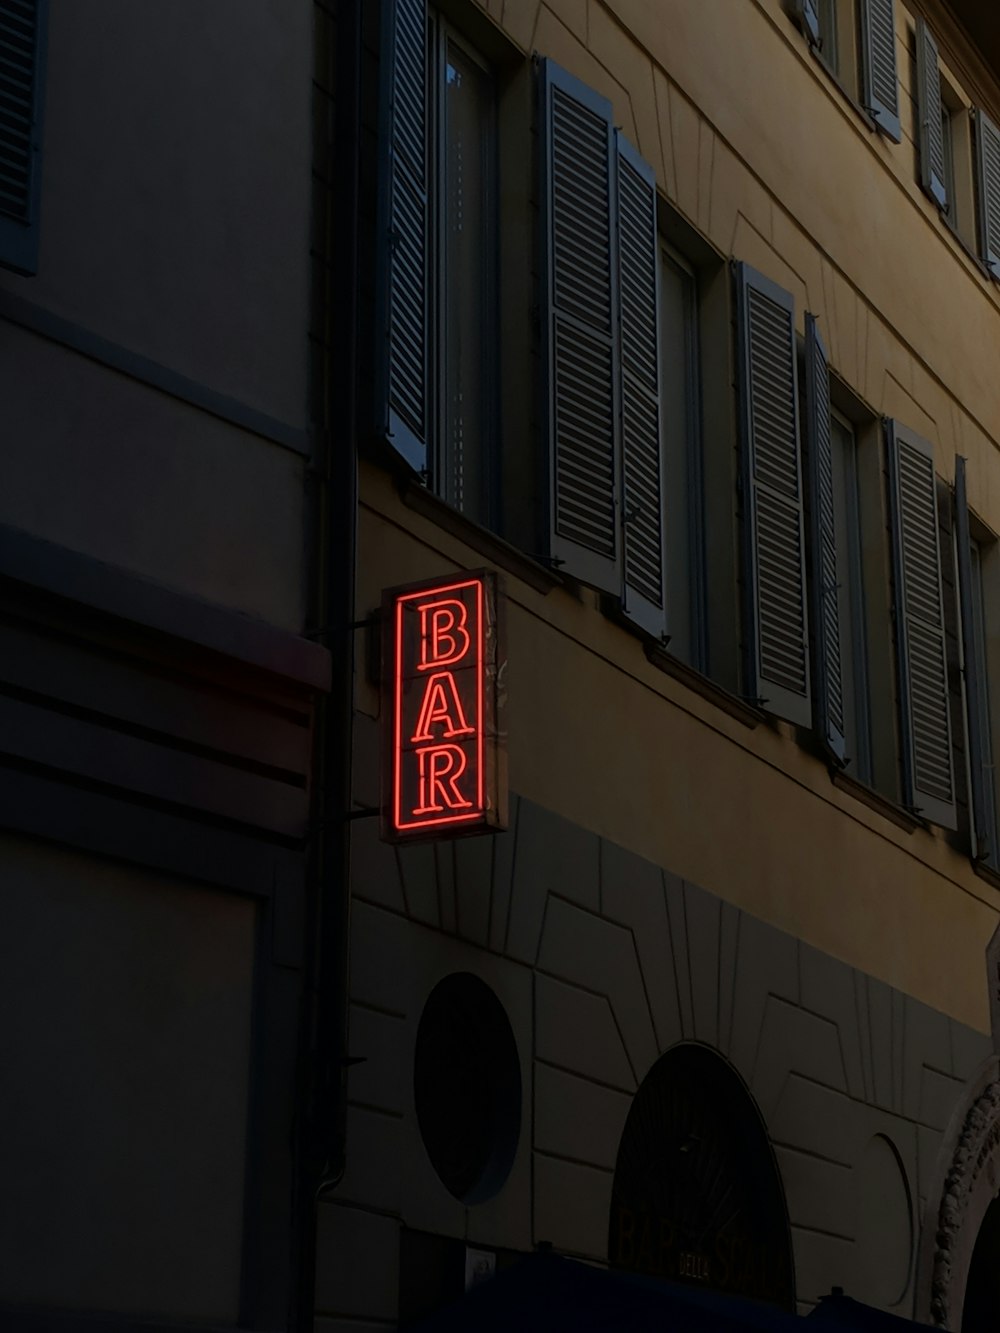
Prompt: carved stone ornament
<box><xmin>930</xmin><ymin>1076</ymin><xmax>1000</xmax><ymax>1327</ymax></box>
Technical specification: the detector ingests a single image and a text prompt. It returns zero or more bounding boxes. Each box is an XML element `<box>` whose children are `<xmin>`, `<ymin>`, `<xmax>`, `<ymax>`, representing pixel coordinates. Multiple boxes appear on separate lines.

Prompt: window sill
<box><xmin>972</xmin><ymin>858</ymin><xmax>1000</xmax><ymax>894</ymax></box>
<box><xmin>830</xmin><ymin>770</ymin><xmax>921</xmax><ymax>834</ymax></box>
<box><xmin>644</xmin><ymin>643</ymin><xmax>765</xmax><ymax>729</ymax></box>
<box><xmin>938</xmin><ymin>205</ymin><xmax>993</xmax><ymax>282</ymax></box>
<box><xmin>399</xmin><ymin>482</ymin><xmax>562</xmax><ymax>596</ymax></box>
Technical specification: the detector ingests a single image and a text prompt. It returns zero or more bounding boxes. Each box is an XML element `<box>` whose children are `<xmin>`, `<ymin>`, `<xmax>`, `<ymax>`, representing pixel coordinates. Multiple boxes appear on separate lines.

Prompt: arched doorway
<box><xmin>962</xmin><ymin>1193</ymin><xmax>1000</xmax><ymax>1332</ymax></box>
<box><xmin>608</xmin><ymin>1042</ymin><xmax>795</xmax><ymax>1308</ymax></box>
<box><xmin>919</xmin><ymin>1065</ymin><xmax>1000</xmax><ymax>1328</ymax></box>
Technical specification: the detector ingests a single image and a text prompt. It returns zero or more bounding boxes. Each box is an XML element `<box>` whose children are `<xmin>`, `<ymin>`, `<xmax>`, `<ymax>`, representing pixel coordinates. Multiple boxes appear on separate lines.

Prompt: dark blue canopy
<box><xmin>407</xmin><ymin>1253</ymin><xmax>938</xmax><ymax>1333</ymax></box>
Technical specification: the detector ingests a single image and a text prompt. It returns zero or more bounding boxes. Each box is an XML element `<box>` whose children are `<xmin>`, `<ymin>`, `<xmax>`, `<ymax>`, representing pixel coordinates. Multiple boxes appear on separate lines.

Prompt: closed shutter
<box><xmin>954</xmin><ymin>457</ymin><xmax>992</xmax><ymax>859</ymax></box>
<box><xmin>541</xmin><ymin>59</ymin><xmax>619</xmax><ymax>593</ymax></box>
<box><xmin>616</xmin><ymin>131</ymin><xmax>665</xmax><ymax>640</ymax></box>
<box><xmin>0</xmin><ymin>0</ymin><xmax>47</xmax><ymax>275</ymax></box>
<box><xmin>975</xmin><ymin>109</ymin><xmax>1000</xmax><ymax>280</ymax></box>
<box><xmin>735</xmin><ymin>263</ymin><xmax>811</xmax><ymax>725</ymax></box>
<box><xmin>375</xmin><ymin>0</ymin><xmax>428</xmax><ymax>474</ymax></box>
<box><xmin>803</xmin><ymin>315</ymin><xmax>846</xmax><ymax>762</ymax></box>
<box><xmin>886</xmin><ymin>422</ymin><xmax>956</xmax><ymax>828</ymax></box>
<box><xmin>859</xmin><ymin>0</ymin><xmax>900</xmax><ymax>142</ymax></box>
<box><xmin>916</xmin><ymin>18</ymin><xmax>947</xmax><ymax>210</ymax></box>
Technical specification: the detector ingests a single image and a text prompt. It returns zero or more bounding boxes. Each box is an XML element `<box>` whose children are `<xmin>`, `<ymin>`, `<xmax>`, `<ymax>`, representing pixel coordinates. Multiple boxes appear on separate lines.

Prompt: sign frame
<box><xmin>381</xmin><ymin>568</ymin><xmax>507</xmax><ymax>844</ymax></box>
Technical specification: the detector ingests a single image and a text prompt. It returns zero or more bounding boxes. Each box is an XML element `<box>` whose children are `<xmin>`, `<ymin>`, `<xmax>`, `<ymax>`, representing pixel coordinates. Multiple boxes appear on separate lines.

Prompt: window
<box><xmin>376</xmin><ymin>1</ymin><xmax>499</xmax><ymax>525</ymax></box>
<box><xmin>0</xmin><ymin>0</ymin><xmax>47</xmax><ymax>275</ymax></box>
<box><xmin>955</xmin><ymin>458</ymin><xmax>1000</xmax><ymax>867</ymax></box>
<box><xmin>829</xmin><ymin>411</ymin><xmax>873</xmax><ymax>778</ymax></box>
<box><xmin>795</xmin><ymin>0</ymin><xmax>899</xmax><ymax>139</ymax></box>
<box><xmin>915</xmin><ymin>17</ymin><xmax>977</xmax><ymax>250</ymax></box>
<box><xmin>659</xmin><ymin>243</ymin><xmax>705</xmax><ymax>669</ymax></box>
<box><xmin>803</xmin><ymin>319</ymin><xmax>883</xmax><ymax>779</ymax></box>
<box><xmin>431</xmin><ymin>22</ymin><xmax>498</xmax><ymax>526</ymax></box>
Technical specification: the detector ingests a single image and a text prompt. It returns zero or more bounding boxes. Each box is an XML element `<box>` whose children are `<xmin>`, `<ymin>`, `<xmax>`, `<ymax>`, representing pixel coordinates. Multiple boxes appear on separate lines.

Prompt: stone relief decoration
<box><xmin>930</xmin><ymin>1076</ymin><xmax>1000</xmax><ymax>1328</ymax></box>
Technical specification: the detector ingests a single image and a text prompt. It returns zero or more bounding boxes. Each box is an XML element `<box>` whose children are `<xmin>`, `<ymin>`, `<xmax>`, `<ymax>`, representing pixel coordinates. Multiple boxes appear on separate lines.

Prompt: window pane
<box><xmin>970</xmin><ymin>543</ymin><xmax>998</xmax><ymax>863</ymax></box>
<box><xmin>818</xmin><ymin>0</ymin><xmax>839</xmax><ymax>71</ymax></box>
<box><xmin>831</xmin><ymin>415</ymin><xmax>871</xmax><ymax>779</ymax></box>
<box><xmin>659</xmin><ymin>247</ymin><xmax>701</xmax><ymax>667</ymax></box>
<box><xmin>440</xmin><ymin>39</ymin><xmax>495</xmax><ymax>523</ymax></box>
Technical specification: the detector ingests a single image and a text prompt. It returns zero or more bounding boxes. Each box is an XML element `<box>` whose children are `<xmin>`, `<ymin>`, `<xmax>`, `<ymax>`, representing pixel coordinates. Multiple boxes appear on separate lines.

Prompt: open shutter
<box><xmin>616</xmin><ymin>131</ymin><xmax>665</xmax><ymax>640</ymax></box>
<box><xmin>886</xmin><ymin>422</ymin><xmax>956</xmax><ymax>828</ymax></box>
<box><xmin>540</xmin><ymin>59</ymin><xmax>619</xmax><ymax>593</ymax></box>
<box><xmin>916</xmin><ymin>18</ymin><xmax>947</xmax><ymax>211</ymax></box>
<box><xmin>735</xmin><ymin>263</ymin><xmax>811</xmax><ymax>725</ymax></box>
<box><xmin>859</xmin><ymin>0</ymin><xmax>900</xmax><ymax>142</ymax></box>
<box><xmin>954</xmin><ymin>457</ymin><xmax>994</xmax><ymax>860</ymax></box>
<box><xmin>803</xmin><ymin>315</ymin><xmax>846</xmax><ymax>762</ymax></box>
<box><xmin>975</xmin><ymin>109</ymin><xmax>1000</xmax><ymax>280</ymax></box>
<box><xmin>792</xmin><ymin>0</ymin><xmax>821</xmax><ymax>46</ymax></box>
<box><xmin>0</xmin><ymin>0</ymin><xmax>47</xmax><ymax>275</ymax></box>
<box><xmin>375</xmin><ymin>0</ymin><xmax>428</xmax><ymax>474</ymax></box>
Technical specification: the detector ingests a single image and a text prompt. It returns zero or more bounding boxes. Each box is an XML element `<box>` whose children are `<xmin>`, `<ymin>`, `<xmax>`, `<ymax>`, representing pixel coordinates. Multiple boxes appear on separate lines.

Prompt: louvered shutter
<box><xmin>975</xmin><ymin>109</ymin><xmax>1000</xmax><ymax>280</ymax></box>
<box><xmin>616</xmin><ymin>131</ymin><xmax>665</xmax><ymax>640</ymax></box>
<box><xmin>793</xmin><ymin>0</ymin><xmax>821</xmax><ymax>46</ymax></box>
<box><xmin>735</xmin><ymin>264</ymin><xmax>811</xmax><ymax>725</ymax></box>
<box><xmin>859</xmin><ymin>0</ymin><xmax>900</xmax><ymax>142</ymax></box>
<box><xmin>916</xmin><ymin>19</ymin><xmax>947</xmax><ymax>210</ymax></box>
<box><xmin>954</xmin><ymin>457</ymin><xmax>993</xmax><ymax>859</ymax></box>
<box><xmin>0</xmin><ymin>0</ymin><xmax>47</xmax><ymax>275</ymax></box>
<box><xmin>375</xmin><ymin>0</ymin><xmax>428</xmax><ymax>474</ymax></box>
<box><xmin>803</xmin><ymin>316</ymin><xmax>846</xmax><ymax>762</ymax></box>
<box><xmin>886</xmin><ymin>422</ymin><xmax>956</xmax><ymax>828</ymax></box>
<box><xmin>541</xmin><ymin>60</ymin><xmax>619</xmax><ymax>593</ymax></box>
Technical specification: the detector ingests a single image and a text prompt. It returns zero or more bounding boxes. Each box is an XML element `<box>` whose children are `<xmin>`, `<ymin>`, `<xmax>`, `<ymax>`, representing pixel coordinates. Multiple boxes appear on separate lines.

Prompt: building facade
<box><xmin>319</xmin><ymin>0</ymin><xmax>1000</xmax><ymax>1329</ymax></box>
<box><xmin>7</xmin><ymin>1</ymin><xmax>1000</xmax><ymax>1331</ymax></box>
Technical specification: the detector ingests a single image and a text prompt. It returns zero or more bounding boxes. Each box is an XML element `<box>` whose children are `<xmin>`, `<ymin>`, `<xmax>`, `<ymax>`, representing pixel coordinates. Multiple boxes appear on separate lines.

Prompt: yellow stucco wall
<box><xmin>358</xmin><ymin>0</ymin><xmax>1000</xmax><ymax>1032</ymax></box>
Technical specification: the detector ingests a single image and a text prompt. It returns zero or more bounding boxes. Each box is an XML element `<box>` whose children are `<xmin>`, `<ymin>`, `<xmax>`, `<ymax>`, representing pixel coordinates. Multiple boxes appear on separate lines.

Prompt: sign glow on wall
<box><xmin>382</xmin><ymin>570</ymin><xmax>506</xmax><ymax>842</ymax></box>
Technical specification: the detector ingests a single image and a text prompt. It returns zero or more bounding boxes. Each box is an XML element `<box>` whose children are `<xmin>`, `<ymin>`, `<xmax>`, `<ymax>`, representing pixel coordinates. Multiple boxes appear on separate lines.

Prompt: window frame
<box><xmin>829</xmin><ymin>407</ymin><xmax>874</xmax><ymax>781</ymax></box>
<box><xmin>428</xmin><ymin>16</ymin><xmax>501</xmax><ymax>529</ymax></box>
<box><xmin>658</xmin><ymin>239</ymin><xmax>707</xmax><ymax>671</ymax></box>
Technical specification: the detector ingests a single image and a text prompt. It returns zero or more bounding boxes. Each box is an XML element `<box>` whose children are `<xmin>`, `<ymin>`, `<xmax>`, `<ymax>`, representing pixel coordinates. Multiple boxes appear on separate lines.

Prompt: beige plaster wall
<box><xmin>356</xmin><ymin>0</ymin><xmax>1000</xmax><ymax>1029</ymax></box>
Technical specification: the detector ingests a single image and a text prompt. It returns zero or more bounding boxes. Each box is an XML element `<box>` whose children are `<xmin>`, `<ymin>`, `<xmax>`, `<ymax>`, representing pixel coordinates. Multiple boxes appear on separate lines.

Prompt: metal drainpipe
<box><xmin>295</xmin><ymin>0</ymin><xmax>361</xmax><ymax>1325</ymax></box>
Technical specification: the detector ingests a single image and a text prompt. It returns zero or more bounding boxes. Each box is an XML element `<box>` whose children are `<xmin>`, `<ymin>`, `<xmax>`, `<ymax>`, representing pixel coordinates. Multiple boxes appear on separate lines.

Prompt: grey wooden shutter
<box><xmin>975</xmin><ymin>109</ymin><xmax>1000</xmax><ymax>280</ymax></box>
<box><xmin>793</xmin><ymin>0</ymin><xmax>821</xmax><ymax>46</ymax></box>
<box><xmin>616</xmin><ymin>131</ymin><xmax>665</xmax><ymax>640</ymax></box>
<box><xmin>859</xmin><ymin>0</ymin><xmax>900</xmax><ymax>142</ymax></box>
<box><xmin>735</xmin><ymin>263</ymin><xmax>811</xmax><ymax>725</ymax></box>
<box><xmin>804</xmin><ymin>315</ymin><xmax>846</xmax><ymax>762</ymax></box>
<box><xmin>541</xmin><ymin>59</ymin><xmax>619</xmax><ymax>593</ymax></box>
<box><xmin>0</xmin><ymin>0</ymin><xmax>47</xmax><ymax>275</ymax></box>
<box><xmin>916</xmin><ymin>18</ymin><xmax>947</xmax><ymax>211</ymax></box>
<box><xmin>376</xmin><ymin>0</ymin><xmax>428</xmax><ymax>474</ymax></box>
<box><xmin>954</xmin><ymin>457</ymin><xmax>991</xmax><ymax>859</ymax></box>
<box><xmin>886</xmin><ymin>421</ymin><xmax>956</xmax><ymax>827</ymax></box>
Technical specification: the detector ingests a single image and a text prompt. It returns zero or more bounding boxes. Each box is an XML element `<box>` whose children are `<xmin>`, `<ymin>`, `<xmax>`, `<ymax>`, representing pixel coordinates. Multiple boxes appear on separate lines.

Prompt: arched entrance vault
<box><xmin>918</xmin><ymin>1060</ymin><xmax>1000</xmax><ymax>1330</ymax></box>
<box><xmin>608</xmin><ymin>1042</ymin><xmax>795</xmax><ymax>1309</ymax></box>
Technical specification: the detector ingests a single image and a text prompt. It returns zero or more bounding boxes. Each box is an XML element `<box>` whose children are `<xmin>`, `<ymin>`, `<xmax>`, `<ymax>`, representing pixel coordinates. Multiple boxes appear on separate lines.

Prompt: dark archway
<box><xmin>608</xmin><ymin>1043</ymin><xmax>795</xmax><ymax>1308</ymax></box>
<box><xmin>962</xmin><ymin>1193</ymin><xmax>1000</xmax><ymax>1333</ymax></box>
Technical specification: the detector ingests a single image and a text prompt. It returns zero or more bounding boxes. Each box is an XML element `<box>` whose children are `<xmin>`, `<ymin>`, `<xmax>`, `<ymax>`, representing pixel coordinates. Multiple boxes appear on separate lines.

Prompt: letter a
<box><xmin>411</xmin><ymin>672</ymin><xmax>475</xmax><ymax>742</ymax></box>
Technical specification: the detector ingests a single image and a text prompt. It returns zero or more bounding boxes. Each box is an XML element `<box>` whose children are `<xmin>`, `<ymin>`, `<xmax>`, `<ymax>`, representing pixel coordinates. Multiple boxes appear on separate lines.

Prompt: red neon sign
<box><xmin>382</xmin><ymin>570</ymin><xmax>506</xmax><ymax>842</ymax></box>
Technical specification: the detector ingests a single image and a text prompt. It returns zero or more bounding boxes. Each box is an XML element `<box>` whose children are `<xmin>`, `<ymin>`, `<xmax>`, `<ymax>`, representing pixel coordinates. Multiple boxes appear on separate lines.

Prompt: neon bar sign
<box><xmin>382</xmin><ymin>570</ymin><xmax>506</xmax><ymax>842</ymax></box>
